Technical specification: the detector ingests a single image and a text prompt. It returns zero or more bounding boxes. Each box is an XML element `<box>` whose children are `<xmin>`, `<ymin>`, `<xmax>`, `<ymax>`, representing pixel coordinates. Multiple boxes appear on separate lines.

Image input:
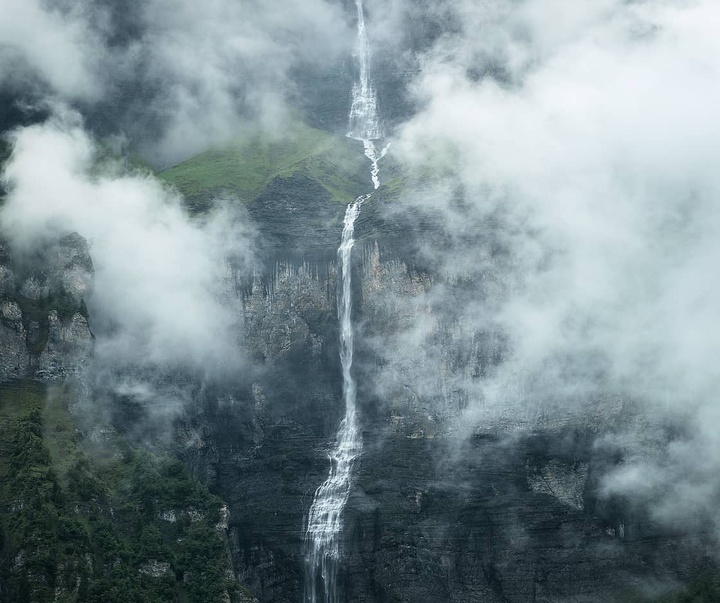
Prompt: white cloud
<box><xmin>1</xmin><ymin>111</ymin><xmax>248</xmax><ymax>372</ymax></box>
<box><xmin>0</xmin><ymin>0</ymin><xmax>101</xmax><ymax>98</ymax></box>
<box><xmin>136</xmin><ymin>0</ymin><xmax>351</xmax><ymax>161</ymax></box>
<box><xmin>380</xmin><ymin>0</ymin><xmax>720</xmax><ymax>532</ymax></box>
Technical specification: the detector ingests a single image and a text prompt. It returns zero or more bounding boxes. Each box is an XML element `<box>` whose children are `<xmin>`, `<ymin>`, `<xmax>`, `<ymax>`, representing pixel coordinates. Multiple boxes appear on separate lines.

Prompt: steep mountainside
<box><xmin>0</xmin><ymin>234</ymin><xmax>93</xmax><ymax>384</ymax></box>
<box><xmin>179</xmin><ymin>233</ymin><xmax>720</xmax><ymax>602</ymax></box>
<box><xmin>159</xmin><ymin>123</ymin><xmax>371</xmax><ymax>212</ymax></box>
<box><xmin>0</xmin><ymin>381</ymin><xmax>243</xmax><ymax>603</ymax></box>
<box><xmin>0</xmin><ymin>122</ymin><xmax>718</xmax><ymax>603</ymax></box>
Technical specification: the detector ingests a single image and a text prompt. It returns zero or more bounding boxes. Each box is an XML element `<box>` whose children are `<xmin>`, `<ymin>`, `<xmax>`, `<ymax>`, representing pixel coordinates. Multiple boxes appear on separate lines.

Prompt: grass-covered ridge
<box><xmin>159</xmin><ymin>122</ymin><xmax>372</xmax><ymax>212</ymax></box>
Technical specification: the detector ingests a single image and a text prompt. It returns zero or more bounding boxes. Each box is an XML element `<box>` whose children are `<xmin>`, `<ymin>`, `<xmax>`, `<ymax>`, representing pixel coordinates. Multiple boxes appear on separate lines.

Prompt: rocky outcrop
<box><xmin>180</xmin><ymin>257</ymin><xmax>345</xmax><ymax>601</ymax></box>
<box><xmin>0</xmin><ymin>233</ymin><xmax>93</xmax><ymax>382</ymax></box>
<box><xmin>179</xmin><ymin>193</ymin><xmax>713</xmax><ymax>602</ymax></box>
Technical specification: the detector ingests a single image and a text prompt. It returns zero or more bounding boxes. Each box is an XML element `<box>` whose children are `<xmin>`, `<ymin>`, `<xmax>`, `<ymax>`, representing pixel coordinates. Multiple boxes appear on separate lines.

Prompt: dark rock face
<box><xmin>0</xmin><ymin>148</ymin><xmax>711</xmax><ymax>602</ymax></box>
<box><xmin>342</xmin><ymin>429</ymin><xmax>701</xmax><ymax>603</ymax></box>
<box><xmin>178</xmin><ymin>196</ymin><xmax>712</xmax><ymax>602</ymax></box>
<box><xmin>181</xmin><ymin>258</ymin><xmax>345</xmax><ymax>602</ymax></box>
<box><xmin>248</xmin><ymin>174</ymin><xmax>347</xmax><ymax>263</ymax></box>
<box><xmin>0</xmin><ymin>233</ymin><xmax>93</xmax><ymax>382</ymax></box>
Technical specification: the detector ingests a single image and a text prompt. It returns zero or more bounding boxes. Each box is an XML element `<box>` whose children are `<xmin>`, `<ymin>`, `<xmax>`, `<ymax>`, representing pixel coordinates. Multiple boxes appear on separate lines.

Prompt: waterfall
<box><xmin>304</xmin><ymin>1</ymin><xmax>386</xmax><ymax>601</ymax></box>
<box><xmin>347</xmin><ymin>0</ymin><xmax>381</xmax><ymax>142</ymax></box>
<box><xmin>304</xmin><ymin>198</ymin><xmax>364</xmax><ymax>603</ymax></box>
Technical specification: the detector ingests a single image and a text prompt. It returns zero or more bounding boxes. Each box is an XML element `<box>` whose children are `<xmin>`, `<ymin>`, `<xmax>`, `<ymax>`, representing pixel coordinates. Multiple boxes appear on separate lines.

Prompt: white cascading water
<box><xmin>347</xmin><ymin>0</ymin><xmax>381</xmax><ymax>142</ymax></box>
<box><xmin>304</xmin><ymin>1</ymin><xmax>386</xmax><ymax>601</ymax></box>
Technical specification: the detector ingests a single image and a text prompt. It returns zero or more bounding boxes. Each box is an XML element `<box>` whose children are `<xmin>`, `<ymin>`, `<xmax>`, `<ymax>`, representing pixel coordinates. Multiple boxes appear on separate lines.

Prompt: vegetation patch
<box><xmin>0</xmin><ymin>381</ymin><xmax>239</xmax><ymax>603</ymax></box>
<box><xmin>159</xmin><ymin>121</ymin><xmax>371</xmax><ymax>212</ymax></box>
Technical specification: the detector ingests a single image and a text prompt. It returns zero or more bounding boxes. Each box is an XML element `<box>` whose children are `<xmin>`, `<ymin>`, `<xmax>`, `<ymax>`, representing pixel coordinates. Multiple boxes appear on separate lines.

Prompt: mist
<box><xmin>0</xmin><ymin>0</ymin><xmax>353</xmax><ymax>164</ymax></box>
<box><xmin>369</xmin><ymin>0</ymin><xmax>720</xmax><ymax>538</ymax></box>
<box><xmin>0</xmin><ymin>0</ymin><xmax>101</xmax><ymax>100</ymax></box>
<box><xmin>0</xmin><ymin>0</ymin><xmax>359</xmax><ymax>443</ymax></box>
<box><xmin>1</xmin><ymin>110</ymin><xmax>250</xmax><ymax>381</ymax></box>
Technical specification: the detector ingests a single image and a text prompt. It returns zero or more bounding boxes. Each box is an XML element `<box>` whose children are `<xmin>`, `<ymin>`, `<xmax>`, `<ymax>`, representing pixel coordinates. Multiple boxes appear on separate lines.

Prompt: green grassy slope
<box><xmin>159</xmin><ymin>122</ymin><xmax>372</xmax><ymax>212</ymax></box>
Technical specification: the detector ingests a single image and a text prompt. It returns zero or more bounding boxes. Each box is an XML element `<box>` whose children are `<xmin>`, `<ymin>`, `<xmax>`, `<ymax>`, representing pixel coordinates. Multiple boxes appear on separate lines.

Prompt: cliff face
<box><xmin>0</xmin><ymin>235</ymin><xmax>243</xmax><ymax>603</ymax></box>
<box><xmin>180</xmin><ymin>204</ymin><xmax>711</xmax><ymax>603</ymax></box>
<box><xmin>0</xmin><ymin>142</ymin><xmax>713</xmax><ymax>603</ymax></box>
<box><xmin>0</xmin><ymin>233</ymin><xmax>93</xmax><ymax>383</ymax></box>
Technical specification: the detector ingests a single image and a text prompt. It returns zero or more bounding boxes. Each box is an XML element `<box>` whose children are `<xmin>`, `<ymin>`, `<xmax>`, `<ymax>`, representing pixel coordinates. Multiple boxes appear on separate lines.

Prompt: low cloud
<box><xmin>0</xmin><ymin>0</ymin><xmax>353</xmax><ymax>163</ymax></box>
<box><xmin>1</xmin><ymin>109</ymin><xmax>250</xmax><ymax>374</ymax></box>
<box><xmin>0</xmin><ymin>0</ymin><xmax>101</xmax><ymax>99</ymax></box>
<box><xmin>370</xmin><ymin>0</ymin><xmax>720</xmax><ymax>535</ymax></box>
<box><xmin>134</xmin><ymin>0</ymin><xmax>352</xmax><ymax>162</ymax></box>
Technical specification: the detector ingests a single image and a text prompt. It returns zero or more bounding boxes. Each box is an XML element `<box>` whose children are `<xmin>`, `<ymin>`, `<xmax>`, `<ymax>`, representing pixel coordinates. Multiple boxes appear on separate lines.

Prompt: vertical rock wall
<box><xmin>0</xmin><ymin>234</ymin><xmax>93</xmax><ymax>383</ymax></box>
<box><xmin>183</xmin><ymin>236</ymin><xmax>707</xmax><ymax>602</ymax></box>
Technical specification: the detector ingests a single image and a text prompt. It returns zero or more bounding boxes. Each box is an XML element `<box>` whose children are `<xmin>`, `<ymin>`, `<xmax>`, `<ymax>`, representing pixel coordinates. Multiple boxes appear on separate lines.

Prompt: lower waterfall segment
<box><xmin>304</xmin><ymin>199</ymin><xmax>364</xmax><ymax>603</ymax></box>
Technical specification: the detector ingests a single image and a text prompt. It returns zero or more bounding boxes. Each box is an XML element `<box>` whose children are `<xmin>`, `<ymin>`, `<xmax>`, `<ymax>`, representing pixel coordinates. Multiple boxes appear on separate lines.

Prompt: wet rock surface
<box><xmin>0</xmin><ymin>166</ymin><xmax>711</xmax><ymax>602</ymax></box>
<box><xmin>181</xmin><ymin>198</ymin><xmax>711</xmax><ymax>601</ymax></box>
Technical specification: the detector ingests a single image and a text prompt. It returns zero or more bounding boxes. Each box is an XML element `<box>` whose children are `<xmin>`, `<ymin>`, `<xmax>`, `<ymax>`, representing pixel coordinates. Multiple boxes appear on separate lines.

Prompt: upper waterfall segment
<box><xmin>347</xmin><ymin>0</ymin><xmax>381</xmax><ymax>142</ymax></box>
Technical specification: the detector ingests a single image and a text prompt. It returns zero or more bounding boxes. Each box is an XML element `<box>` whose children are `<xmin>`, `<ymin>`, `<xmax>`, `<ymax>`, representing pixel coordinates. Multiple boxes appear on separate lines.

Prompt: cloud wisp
<box><xmin>0</xmin><ymin>0</ymin><xmax>353</xmax><ymax>163</ymax></box>
<box><xmin>0</xmin><ymin>0</ymin><xmax>101</xmax><ymax>100</ymax></box>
